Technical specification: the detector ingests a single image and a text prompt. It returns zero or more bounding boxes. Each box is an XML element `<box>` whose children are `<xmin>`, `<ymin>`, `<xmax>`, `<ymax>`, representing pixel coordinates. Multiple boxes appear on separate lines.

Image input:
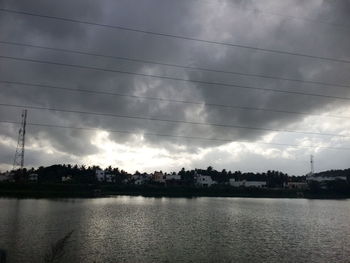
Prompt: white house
<box><xmin>130</xmin><ymin>173</ymin><xmax>151</xmax><ymax>185</ymax></box>
<box><xmin>229</xmin><ymin>179</ymin><xmax>266</xmax><ymax>188</ymax></box>
<box><xmin>134</xmin><ymin>178</ymin><xmax>144</xmax><ymax>185</ymax></box>
<box><xmin>96</xmin><ymin>169</ymin><xmax>105</xmax><ymax>182</ymax></box>
<box><xmin>196</xmin><ymin>174</ymin><xmax>216</xmax><ymax>187</ymax></box>
<box><xmin>131</xmin><ymin>174</ymin><xmax>141</xmax><ymax>181</ymax></box>
<box><xmin>95</xmin><ymin>169</ymin><xmax>115</xmax><ymax>183</ymax></box>
<box><xmin>105</xmin><ymin>173</ymin><xmax>115</xmax><ymax>183</ymax></box>
<box><xmin>229</xmin><ymin>179</ymin><xmax>244</xmax><ymax>187</ymax></box>
<box><xmin>134</xmin><ymin>177</ymin><xmax>148</xmax><ymax>185</ymax></box>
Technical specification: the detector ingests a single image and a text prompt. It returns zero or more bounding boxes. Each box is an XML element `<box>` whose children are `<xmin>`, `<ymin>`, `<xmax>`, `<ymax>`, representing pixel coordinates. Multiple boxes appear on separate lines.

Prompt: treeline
<box><xmin>2</xmin><ymin>165</ymin><xmax>350</xmax><ymax>198</ymax></box>
<box><xmin>6</xmin><ymin>164</ymin><xmax>307</xmax><ymax>187</ymax></box>
<box><xmin>188</xmin><ymin>167</ymin><xmax>292</xmax><ymax>188</ymax></box>
<box><xmin>20</xmin><ymin>164</ymin><xmax>129</xmax><ymax>184</ymax></box>
<box><xmin>6</xmin><ymin>164</ymin><xmax>350</xmax><ymax>186</ymax></box>
<box><xmin>315</xmin><ymin>169</ymin><xmax>350</xmax><ymax>178</ymax></box>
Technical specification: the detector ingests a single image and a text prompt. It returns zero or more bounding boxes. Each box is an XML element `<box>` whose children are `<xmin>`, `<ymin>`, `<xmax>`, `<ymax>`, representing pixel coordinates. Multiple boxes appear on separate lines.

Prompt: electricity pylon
<box><xmin>13</xmin><ymin>109</ymin><xmax>27</xmax><ymax>171</ymax></box>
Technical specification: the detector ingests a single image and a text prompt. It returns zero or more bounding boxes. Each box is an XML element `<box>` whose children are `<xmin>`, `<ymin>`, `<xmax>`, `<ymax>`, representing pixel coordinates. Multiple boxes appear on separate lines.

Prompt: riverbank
<box><xmin>0</xmin><ymin>183</ymin><xmax>349</xmax><ymax>199</ymax></box>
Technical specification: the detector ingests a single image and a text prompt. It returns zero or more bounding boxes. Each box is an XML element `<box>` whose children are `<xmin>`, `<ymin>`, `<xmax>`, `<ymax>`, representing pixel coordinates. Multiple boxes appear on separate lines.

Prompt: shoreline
<box><xmin>0</xmin><ymin>183</ymin><xmax>349</xmax><ymax>200</ymax></box>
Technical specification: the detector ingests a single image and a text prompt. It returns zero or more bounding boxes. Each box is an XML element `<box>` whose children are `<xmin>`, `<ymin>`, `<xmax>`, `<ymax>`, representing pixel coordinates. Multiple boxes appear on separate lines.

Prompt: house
<box><xmin>134</xmin><ymin>178</ymin><xmax>144</xmax><ymax>185</ymax></box>
<box><xmin>196</xmin><ymin>174</ymin><xmax>216</xmax><ymax>187</ymax></box>
<box><xmin>95</xmin><ymin>169</ymin><xmax>105</xmax><ymax>182</ymax></box>
<box><xmin>229</xmin><ymin>179</ymin><xmax>245</xmax><ymax>187</ymax></box>
<box><xmin>137</xmin><ymin>173</ymin><xmax>152</xmax><ymax>185</ymax></box>
<box><xmin>153</xmin><ymin>171</ymin><xmax>166</xmax><ymax>184</ymax></box>
<box><xmin>134</xmin><ymin>176</ymin><xmax>150</xmax><ymax>185</ymax></box>
<box><xmin>128</xmin><ymin>173</ymin><xmax>151</xmax><ymax>185</ymax></box>
<box><xmin>131</xmin><ymin>174</ymin><xmax>141</xmax><ymax>181</ymax></box>
<box><xmin>29</xmin><ymin>173</ymin><xmax>38</xmax><ymax>182</ymax></box>
<box><xmin>105</xmin><ymin>173</ymin><xmax>115</xmax><ymax>183</ymax></box>
<box><xmin>229</xmin><ymin>179</ymin><xmax>266</xmax><ymax>188</ymax></box>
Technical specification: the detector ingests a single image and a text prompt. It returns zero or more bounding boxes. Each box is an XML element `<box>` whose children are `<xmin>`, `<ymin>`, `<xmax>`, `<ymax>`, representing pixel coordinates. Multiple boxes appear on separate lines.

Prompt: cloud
<box><xmin>0</xmin><ymin>0</ymin><xmax>350</xmax><ymax>173</ymax></box>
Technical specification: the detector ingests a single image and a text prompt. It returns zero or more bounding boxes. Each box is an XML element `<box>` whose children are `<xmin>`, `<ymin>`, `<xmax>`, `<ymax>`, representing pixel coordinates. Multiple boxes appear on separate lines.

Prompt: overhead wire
<box><xmin>1</xmin><ymin>40</ymin><xmax>350</xmax><ymax>90</ymax></box>
<box><xmin>1</xmin><ymin>120</ymin><xmax>349</xmax><ymax>151</ymax></box>
<box><xmin>0</xmin><ymin>5</ymin><xmax>350</xmax><ymax>156</ymax></box>
<box><xmin>1</xmin><ymin>79</ymin><xmax>350</xmax><ymax>119</ymax></box>
<box><xmin>0</xmin><ymin>103</ymin><xmax>349</xmax><ymax>138</ymax></box>
<box><xmin>1</xmin><ymin>8</ymin><xmax>350</xmax><ymax>64</ymax></box>
<box><xmin>1</xmin><ymin>55</ymin><xmax>350</xmax><ymax>101</ymax></box>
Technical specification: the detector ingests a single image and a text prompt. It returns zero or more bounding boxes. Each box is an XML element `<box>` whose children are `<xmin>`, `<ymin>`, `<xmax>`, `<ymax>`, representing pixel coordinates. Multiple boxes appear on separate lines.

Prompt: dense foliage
<box><xmin>6</xmin><ymin>164</ymin><xmax>349</xmax><ymax>187</ymax></box>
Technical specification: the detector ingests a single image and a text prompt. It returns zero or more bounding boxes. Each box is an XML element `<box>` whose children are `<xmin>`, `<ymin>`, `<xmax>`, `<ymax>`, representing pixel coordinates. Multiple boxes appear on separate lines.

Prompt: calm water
<box><xmin>0</xmin><ymin>197</ymin><xmax>349</xmax><ymax>263</ymax></box>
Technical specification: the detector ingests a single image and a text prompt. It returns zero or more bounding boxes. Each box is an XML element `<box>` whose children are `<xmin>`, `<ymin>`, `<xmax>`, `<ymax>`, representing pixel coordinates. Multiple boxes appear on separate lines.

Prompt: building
<box><xmin>128</xmin><ymin>173</ymin><xmax>151</xmax><ymax>185</ymax></box>
<box><xmin>153</xmin><ymin>171</ymin><xmax>166</xmax><ymax>184</ymax></box>
<box><xmin>131</xmin><ymin>174</ymin><xmax>140</xmax><ymax>181</ymax></box>
<box><xmin>134</xmin><ymin>178</ymin><xmax>144</xmax><ymax>185</ymax></box>
<box><xmin>95</xmin><ymin>169</ymin><xmax>105</xmax><ymax>182</ymax></box>
<box><xmin>229</xmin><ymin>179</ymin><xmax>244</xmax><ymax>187</ymax></box>
<box><xmin>105</xmin><ymin>173</ymin><xmax>115</xmax><ymax>183</ymax></box>
<box><xmin>229</xmin><ymin>179</ymin><xmax>266</xmax><ymax>188</ymax></box>
<box><xmin>138</xmin><ymin>173</ymin><xmax>152</xmax><ymax>185</ymax></box>
<box><xmin>196</xmin><ymin>174</ymin><xmax>216</xmax><ymax>187</ymax></box>
<box><xmin>134</xmin><ymin>176</ymin><xmax>149</xmax><ymax>185</ymax></box>
<box><xmin>95</xmin><ymin>169</ymin><xmax>115</xmax><ymax>183</ymax></box>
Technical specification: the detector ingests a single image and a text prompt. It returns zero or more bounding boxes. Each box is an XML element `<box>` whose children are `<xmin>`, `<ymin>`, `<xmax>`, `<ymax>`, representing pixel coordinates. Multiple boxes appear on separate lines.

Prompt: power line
<box><xmin>1</xmin><ymin>120</ymin><xmax>349</xmax><ymax>151</ymax></box>
<box><xmin>0</xmin><ymin>103</ymin><xmax>349</xmax><ymax>138</ymax></box>
<box><xmin>2</xmin><ymin>40</ymin><xmax>350</xmax><ymax>90</ymax></box>
<box><xmin>1</xmin><ymin>8</ymin><xmax>350</xmax><ymax>64</ymax></box>
<box><xmin>1</xmin><ymin>79</ymin><xmax>350</xmax><ymax>120</ymax></box>
<box><xmin>1</xmin><ymin>55</ymin><xmax>350</xmax><ymax>101</ymax></box>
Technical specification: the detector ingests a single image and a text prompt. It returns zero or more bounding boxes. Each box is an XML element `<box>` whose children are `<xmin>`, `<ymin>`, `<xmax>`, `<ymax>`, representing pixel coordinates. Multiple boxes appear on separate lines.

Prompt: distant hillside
<box><xmin>313</xmin><ymin>169</ymin><xmax>350</xmax><ymax>179</ymax></box>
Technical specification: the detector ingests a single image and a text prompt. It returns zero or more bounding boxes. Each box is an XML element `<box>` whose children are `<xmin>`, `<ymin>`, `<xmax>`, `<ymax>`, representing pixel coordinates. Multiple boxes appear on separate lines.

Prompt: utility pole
<box><xmin>13</xmin><ymin>109</ymin><xmax>27</xmax><ymax>173</ymax></box>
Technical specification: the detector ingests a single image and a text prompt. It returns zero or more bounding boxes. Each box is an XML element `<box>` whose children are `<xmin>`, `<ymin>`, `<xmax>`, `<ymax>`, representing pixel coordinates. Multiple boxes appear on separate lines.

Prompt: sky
<box><xmin>0</xmin><ymin>0</ymin><xmax>350</xmax><ymax>175</ymax></box>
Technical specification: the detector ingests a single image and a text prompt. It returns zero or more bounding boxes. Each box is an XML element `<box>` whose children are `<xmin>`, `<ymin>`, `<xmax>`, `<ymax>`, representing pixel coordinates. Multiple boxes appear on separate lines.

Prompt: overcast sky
<box><xmin>0</xmin><ymin>0</ymin><xmax>350</xmax><ymax>175</ymax></box>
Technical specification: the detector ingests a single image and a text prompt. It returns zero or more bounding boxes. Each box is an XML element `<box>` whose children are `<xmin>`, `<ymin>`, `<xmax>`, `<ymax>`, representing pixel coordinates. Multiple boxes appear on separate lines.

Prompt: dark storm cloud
<box><xmin>0</xmin><ymin>0</ymin><xmax>350</xmax><ymax>168</ymax></box>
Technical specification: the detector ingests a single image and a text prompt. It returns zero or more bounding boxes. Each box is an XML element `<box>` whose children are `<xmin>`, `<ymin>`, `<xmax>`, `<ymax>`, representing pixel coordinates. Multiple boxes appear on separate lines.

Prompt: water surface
<box><xmin>0</xmin><ymin>197</ymin><xmax>349</xmax><ymax>262</ymax></box>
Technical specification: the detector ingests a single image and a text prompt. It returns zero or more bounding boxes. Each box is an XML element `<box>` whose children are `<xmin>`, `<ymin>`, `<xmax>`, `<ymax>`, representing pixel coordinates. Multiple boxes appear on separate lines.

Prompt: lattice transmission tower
<box><xmin>12</xmin><ymin>109</ymin><xmax>27</xmax><ymax>171</ymax></box>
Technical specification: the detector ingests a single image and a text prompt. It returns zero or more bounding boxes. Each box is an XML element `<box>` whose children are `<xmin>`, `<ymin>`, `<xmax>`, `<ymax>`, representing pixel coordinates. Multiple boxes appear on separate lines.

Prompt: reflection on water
<box><xmin>0</xmin><ymin>197</ymin><xmax>349</xmax><ymax>263</ymax></box>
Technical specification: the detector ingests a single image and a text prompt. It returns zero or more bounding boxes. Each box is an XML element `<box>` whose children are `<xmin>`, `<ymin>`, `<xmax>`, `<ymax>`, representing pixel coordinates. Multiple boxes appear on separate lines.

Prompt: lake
<box><xmin>0</xmin><ymin>197</ymin><xmax>349</xmax><ymax>262</ymax></box>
